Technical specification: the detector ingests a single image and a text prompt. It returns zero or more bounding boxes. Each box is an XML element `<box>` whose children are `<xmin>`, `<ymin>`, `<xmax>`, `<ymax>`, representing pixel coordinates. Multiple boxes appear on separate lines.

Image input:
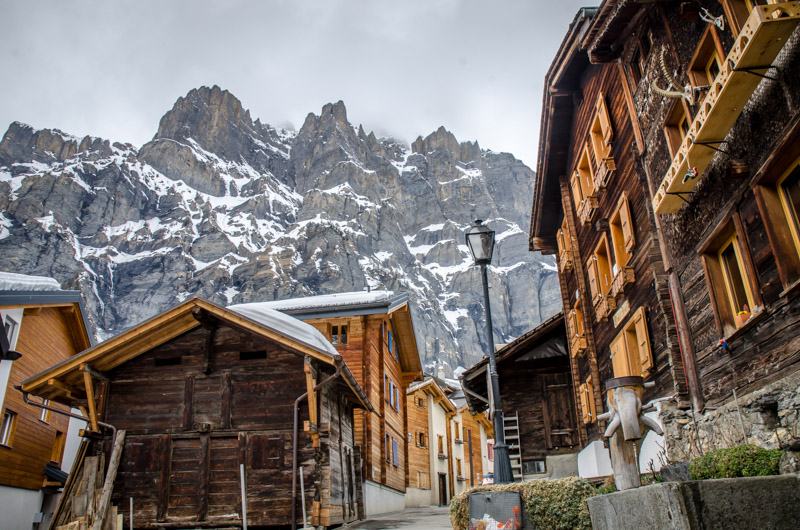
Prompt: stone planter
<box><xmin>587</xmin><ymin>475</ymin><xmax>800</xmax><ymax>529</ymax></box>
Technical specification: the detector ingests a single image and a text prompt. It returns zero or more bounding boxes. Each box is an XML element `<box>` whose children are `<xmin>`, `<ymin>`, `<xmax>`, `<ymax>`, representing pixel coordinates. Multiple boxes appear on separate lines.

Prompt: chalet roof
<box><xmin>460</xmin><ymin>312</ymin><xmax>566</xmax><ymax>414</ymax></box>
<box><xmin>581</xmin><ymin>0</ymin><xmax>645</xmax><ymax>63</ymax></box>
<box><xmin>407</xmin><ymin>376</ymin><xmax>457</xmax><ymax>414</ymax></box>
<box><xmin>456</xmin><ymin>404</ymin><xmax>494</xmax><ymax>432</ymax></box>
<box><xmin>235</xmin><ymin>291</ymin><xmax>423</xmax><ymax>379</ymax></box>
<box><xmin>0</xmin><ymin>273</ymin><xmax>94</xmax><ymax>350</ymax></box>
<box><xmin>21</xmin><ymin>298</ymin><xmax>373</xmax><ymax>412</ymax></box>
<box><xmin>529</xmin><ymin>8</ymin><xmax>596</xmax><ymax>253</ymax></box>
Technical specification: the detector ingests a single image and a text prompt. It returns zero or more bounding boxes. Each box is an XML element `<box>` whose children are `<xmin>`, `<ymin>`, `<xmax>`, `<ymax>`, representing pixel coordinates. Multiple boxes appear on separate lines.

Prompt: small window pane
<box><xmin>720</xmin><ymin>241</ymin><xmax>751</xmax><ymax>314</ymax></box>
<box><xmin>1</xmin><ymin>411</ymin><xmax>16</xmax><ymax>446</ymax></box>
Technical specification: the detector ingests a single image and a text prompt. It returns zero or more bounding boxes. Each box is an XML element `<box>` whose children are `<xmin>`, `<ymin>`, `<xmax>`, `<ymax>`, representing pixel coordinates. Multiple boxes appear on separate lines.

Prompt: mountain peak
<box><xmin>412</xmin><ymin>126</ymin><xmax>481</xmax><ymax>163</ymax></box>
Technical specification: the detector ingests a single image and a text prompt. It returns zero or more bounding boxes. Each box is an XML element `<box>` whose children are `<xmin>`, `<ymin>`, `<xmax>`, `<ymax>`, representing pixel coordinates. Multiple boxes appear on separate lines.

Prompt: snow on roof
<box><xmin>246</xmin><ymin>290</ymin><xmax>395</xmax><ymax>312</ymax></box>
<box><xmin>0</xmin><ymin>271</ymin><xmax>61</xmax><ymax>292</ymax></box>
<box><xmin>227</xmin><ymin>302</ymin><xmax>338</xmax><ymax>357</ymax></box>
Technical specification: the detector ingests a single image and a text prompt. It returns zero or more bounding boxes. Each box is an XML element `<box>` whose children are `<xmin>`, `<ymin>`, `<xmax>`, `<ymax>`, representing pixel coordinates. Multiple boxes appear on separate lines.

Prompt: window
<box><xmin>688</xmin><ymin>26</ymin><xmax>725</xmax><ymax>89</ymax></box>
<box><xmin>454</xmin><ymin>421</ymin><xmax>461</xmax><ymax>441</ymax></box>
<box><xmin>40</xmin><ymin>399</ymin><xmax>51</xmax><ymax>423</ymax></box>
<box><xmin>610</xmin><ymin>307</ymin><xmax>654</xmax><ymax>379</ymax></box>
<box><xmin>51</xmin><ymin>431</ymin><xmax>65</xmax><ymax>464</ymax></box>
<box><xmin>3</xmin><ymin>316</ymin><xmax>17</xmax><ymax>344</ymax></box>
<box><xmin>385</xmin><ymin>433</ymin><xmax>390</xmax><ymax>462</ymax></box>
<box><xmin>589</xmin><ymin>94</ymin><xmax>616</xmax><ymax>190</ymax></box>
<box><xmin>388</xmin><ymin>331</ymin><xmax>393</xmax><ymax>355</ymax></box>
<box><xmin>571</xmin><ymin>146</ymin><xmax>599</xmax><ymax>225</ymax></box>
<box><xmin>568</xmin><ymin>295</ymin><xmax>586</xmax><ymax>357</ymax></box>
<box><xmin>417</xmin><ymin>397</ymin><xmax>426</xmax><ymax>409</ymax></box>
<box><xmin>418</xmin><ymin>470</ymin><xmax>430</xmax><ymax>489</ymax></box>
<box><xmin>395</xmin><ymin>385</ymin><xmax>400</xmax><ymax>412</ymax></box>
<box><xmin>664</xmin><ymin>99</ymin><xmax>692</xmax><ymax>158</ymax></box>
<box><xmin>629</xmin><ymin>31</ymin><xmax>652</xmax><ymax>85</ymax></box>
<box><xmin>418</xmin><ymin>432</ymin><xmax>428</xmax><ymax>448</ymax></box>
<box><xmin>456</xmin><ymin>458</ymin><xmax>463</xmax><ymax>478</ymax></box>
<box><xmin>609</xmin><ymin>192</ymin><xmax>635</xmax><ymax>266</ymax></box>
<box><xmin>700</xmin><ymin>215</ymin><xmax>761</xmax><ymax>336</ymax></box>
<box><xmin>578</xmin><ymin>377</ymin><xmax>596</xmax><ymax>424</ymax></box>
<box><xmin>331</xmin><ymin>325</ymin><xmax>348</xmax><ymax>345</ymax></box>
<box><xmin>587</xmin><ymin>235</ymin><xmax>616</xmax><ymax>320</ymax></box>
<box><xmin>1</xmin><ymin>410</ymin><xmax>17</xmax><ymax>447</ymax></box>
<box><xmin>523</xmin><ymin>460</ymin><xmax>546</xmax><ymax>475</ymax></box>
<box><xmin>487</xmin><ymin>441</ymin><xmax>494</xmax><ymax>461</ymax></box>
<box><xmin>392</xmin><ymin>438</ymin><xmax>398</xmax><ymax>467</ymax></box>
<box><xmin>557</xmin><ymin>219</ymin><xmax>574</xmax><ymax>273</ymax></box>
<box><xmin>438</xmin><ymin>435</ymin><xmax>445</xmax><ymax>456</ymax></box>
<box><xmin>755</xmin><ymin>155</ymin><xmax>800</xmax><ymax>289</ymax></box>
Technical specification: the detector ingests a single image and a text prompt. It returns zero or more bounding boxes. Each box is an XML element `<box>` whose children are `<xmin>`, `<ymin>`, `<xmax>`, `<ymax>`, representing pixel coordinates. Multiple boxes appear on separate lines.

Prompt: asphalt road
<box><xmin>344</xmin><ymin>506</ymin><xmax>452</xmax><ymax>529</ymax></box>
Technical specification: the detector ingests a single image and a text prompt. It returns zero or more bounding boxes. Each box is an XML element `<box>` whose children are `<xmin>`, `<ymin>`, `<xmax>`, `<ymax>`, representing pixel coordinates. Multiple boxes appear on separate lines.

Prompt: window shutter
<box><xmin>557</xmin><ymin>229</ymin><xmax>566</xmax><ymax>255</ymax></box>
<box><xmin>586</xmin><ymin>377</ymin><xmax>596</xmax><ymax>423</ymax></box>
<box><xmin>578</xmin><ymin>383</ymin><xmax>588</xmax><ymax>423</ymax></box>
<box><xmin>610</xmin><ymin>332</ymin><xmax>630</xmax><ymax>378</ymax></box>
<box><xmin>620</xmin><ymin>194</ymin><xmax>635</xmax><ymax>252</ymax></box>
<box><xmin>596</xmin><ymin>93</ymin><xmax>614</xmax><ymax>145</ymax></box>
<box><xmin>571</xmin><ymin>173</ymin><xmax>583</xmax><ymax>208</ymax></box>
<box><xmin>586</xmin><ymin>257</ymin><xmax>599</xmax><ymax>299</ymax></box>
<box><xmin>635</xmin><ymin>309</ymin><xmax>653</xmax><ymax>375</ymax></box>
<box><xmin>567</xmin><ymin>310</ymin><xmax>577</xmax><ymax>338</ymax></box>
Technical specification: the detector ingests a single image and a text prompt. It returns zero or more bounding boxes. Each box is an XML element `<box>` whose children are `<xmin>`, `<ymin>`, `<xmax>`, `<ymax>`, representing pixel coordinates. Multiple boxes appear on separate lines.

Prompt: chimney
<box><xmin>437</xmin><ymin>362</ymin><xmax>447</xmax><ymax>380</ymax></box>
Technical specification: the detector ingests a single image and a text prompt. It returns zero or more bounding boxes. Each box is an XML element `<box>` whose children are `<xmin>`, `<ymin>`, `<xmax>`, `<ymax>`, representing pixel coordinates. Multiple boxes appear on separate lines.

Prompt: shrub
<box><xmin>449</xmin><ymin>477</ymin><xmax>594</xmax><ymax>530</ymax></box>
<box><xmin>689</xmin><ymin>444</ymin><xmax>783</xmax><ymax>480</ymax></box>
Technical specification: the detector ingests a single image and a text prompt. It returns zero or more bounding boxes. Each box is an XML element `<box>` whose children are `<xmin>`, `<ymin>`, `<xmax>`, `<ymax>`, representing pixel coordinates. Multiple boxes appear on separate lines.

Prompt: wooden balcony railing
<box><xmin>653</xmin><ymin>2</ymin><xmax>800</xmax><ymax>214</ymax></box>
<box><xmin>593</xmin><ymin>294</ymin><xmax>617</xmax><ymax>322</ymax></box>
<box><xmin>559</xmin><ymin>249</ymin><xmax>574</xmax><ymax>273</ymax></box>
<box><xmin>578</xmin><ymin>196</ymin><xmax>599</xmax><ymax>225</ymax></box>
<box><xmin>593</xmin><ymin>157</ymin><xmax>616</xmax><ymax>191</ymax></box>
<box><xmin>611</xmin><ymin>266</ymin><xmax>635</xmax><ymax>298</ymax></box>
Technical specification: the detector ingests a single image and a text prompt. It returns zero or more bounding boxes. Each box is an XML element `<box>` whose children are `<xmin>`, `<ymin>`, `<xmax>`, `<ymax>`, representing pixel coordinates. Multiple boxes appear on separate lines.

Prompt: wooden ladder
<box><xmin>504</xmin><ymin>411</ymin><xmax>523</xmax><ymax>481</ymax></box>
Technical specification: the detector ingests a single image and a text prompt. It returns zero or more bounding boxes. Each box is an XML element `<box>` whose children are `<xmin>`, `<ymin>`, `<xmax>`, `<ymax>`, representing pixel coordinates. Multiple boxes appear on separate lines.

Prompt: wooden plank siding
<box><xmin>406</xmin><ymin>388</ymin><xmax>431</xmax><ymax>490</ymax></box>
<box><xmin>0</xmin><ymin>306</ymin><xmax>82</xmax><ymax>490</ymax></box>
<box><xmin>556</xmin><ymin>61</ymin><xmax>681</xmax><ymax>444</ymax></box>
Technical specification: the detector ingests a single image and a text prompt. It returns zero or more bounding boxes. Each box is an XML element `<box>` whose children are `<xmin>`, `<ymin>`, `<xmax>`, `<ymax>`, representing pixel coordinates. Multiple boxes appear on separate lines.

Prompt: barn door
<box><xmin>541</xmin><ymin>373</ymin><xmax>578</xmax><ymax>448</ymax></box>
<box><xmin>166</xmin><ymin>435</ymin><xmax>240</xmax><ymax>522</ymax></box>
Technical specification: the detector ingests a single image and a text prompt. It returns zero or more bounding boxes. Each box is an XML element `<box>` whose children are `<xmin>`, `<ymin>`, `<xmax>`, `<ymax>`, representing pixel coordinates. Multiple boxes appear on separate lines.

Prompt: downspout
<box><xmin>291</xmin><ymin>355</ymin><xmax>344</xmax><ymax>530</ymax></box>
<box><xmin>17</xmin><ymin>387</ymin><xmax>118</xmax><ymax>441</ymax></box>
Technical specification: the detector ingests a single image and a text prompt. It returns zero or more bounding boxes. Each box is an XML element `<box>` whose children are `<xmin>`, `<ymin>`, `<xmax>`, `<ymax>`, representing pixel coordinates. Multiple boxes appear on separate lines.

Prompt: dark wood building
<box><xmin>234</xmin><ymin>291</ymin><xmax>423</xmax><ymax>515</ymax></box>
<box><xmin>532</xmin><ymin>0</ymin><xmax>800</xmax><ymax>463</ymax></box>
<box><xmin>22</xmin><ymin>298</ymin><xmax>373</xmax><ymax>529</ymax></box>
<box><xmin>461</xmin><ymin>313</ymin><xmax>580</xmax><ymax>480</ymax></box>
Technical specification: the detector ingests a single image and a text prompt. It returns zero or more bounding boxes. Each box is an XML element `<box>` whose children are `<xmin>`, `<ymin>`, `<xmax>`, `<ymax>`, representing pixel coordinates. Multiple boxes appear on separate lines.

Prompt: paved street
<box><xmin>345</xmin><ymin>506</ymin><xmax>452</xmax><ymax>529</ymax></box>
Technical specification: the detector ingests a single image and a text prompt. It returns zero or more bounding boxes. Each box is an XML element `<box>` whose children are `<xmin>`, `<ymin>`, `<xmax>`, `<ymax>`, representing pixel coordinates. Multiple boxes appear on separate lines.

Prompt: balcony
<box><xmin>593</xmin><ymin>157</ymin><xmax>617</xmax><ymax>191</ymax></box>
<box><xmin>570</xmin><ymin>334</ymin><xmax>587</xmax><ymax>357</ymax></box>
<box><xmin>593</xmin><ymin>294</ymin><xmax>617</xmax><ymax>322</ymax></box>
<box><xmin>653</xmin><ymin>2</ymin><xmax>800</xmax><ymax>214</ymax></box>
<box><xmin>559</xmin><ymin>249</ymin><xmax>574</xmax><ymax>273</ymax></box>
<box><xmin>611</xmin><ymin>267</ymin><xmax>635</xmax><ymax>298</ymax></box>
<box><xmin>578</xmin><ymin>196</ymin><xmax>599</xmax><ymax>225</ymax></box>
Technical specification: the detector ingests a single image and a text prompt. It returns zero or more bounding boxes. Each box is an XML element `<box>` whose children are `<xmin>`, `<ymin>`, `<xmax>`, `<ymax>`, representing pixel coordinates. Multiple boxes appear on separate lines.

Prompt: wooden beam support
<box><xmin>82</xmin><ymin>371</ymin><xmax>99</xmax><ymax>432</ymax></box>
<box><xmin>305</xmin><ymin>356</ymin><xmax>319</xmax><ymax>447</ymax></box>
<box><xmin>79</xmin><ymin>363</ymin><xmax>109</xmax><ymax>382</ymax></box>
<box><xmin>92</xmin><ymin>430</ymin><xmax>126</xmax><ymax>530</ymax></box>
<box><xmin>47</xmin><ymin>378</ymin><xmax>85</xmax><ymax>400</ymax></box>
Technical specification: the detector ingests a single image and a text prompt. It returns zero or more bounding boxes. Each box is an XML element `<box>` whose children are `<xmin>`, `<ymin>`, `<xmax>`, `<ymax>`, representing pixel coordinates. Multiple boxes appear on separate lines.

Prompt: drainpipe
<box><xmin>291</xmin><ymin>355</ymin><xmax>344</xmax><ymax>530</ymax></box>
<box><xmin>17</xmin><ymin>386</ymin><xmax>118</xmax><ymax>441</ymax></box>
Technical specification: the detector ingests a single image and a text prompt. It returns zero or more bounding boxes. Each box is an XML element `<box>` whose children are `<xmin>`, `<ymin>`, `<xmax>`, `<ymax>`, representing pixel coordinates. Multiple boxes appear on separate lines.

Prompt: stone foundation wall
<box><xmin>659</xmin><ymin>369</ymin><xmax>800</xmax><ymax>462</ymax></box>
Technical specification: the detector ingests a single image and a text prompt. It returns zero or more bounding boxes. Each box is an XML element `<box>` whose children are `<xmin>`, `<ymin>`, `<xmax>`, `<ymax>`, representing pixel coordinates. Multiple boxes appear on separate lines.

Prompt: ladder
<box><xmin>504</xmin><ymin>411</ymin><xmax>523</xmax><ymax>481</ymax></box>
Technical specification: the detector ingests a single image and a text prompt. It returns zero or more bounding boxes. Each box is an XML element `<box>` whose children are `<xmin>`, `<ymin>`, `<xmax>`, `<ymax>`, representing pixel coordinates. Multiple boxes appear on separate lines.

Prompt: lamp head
<box><xmin>465</xmin><ymin>219</ymin><xmax>495</xmax><ymax>265</ymax></box>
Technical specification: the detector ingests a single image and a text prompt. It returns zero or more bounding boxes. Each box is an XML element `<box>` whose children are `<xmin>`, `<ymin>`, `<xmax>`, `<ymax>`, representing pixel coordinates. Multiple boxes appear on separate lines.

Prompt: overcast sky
<box><xmin>0</xmin><ymin>0</ymin><xmax>590</xmax><ymax>170</ymax></box>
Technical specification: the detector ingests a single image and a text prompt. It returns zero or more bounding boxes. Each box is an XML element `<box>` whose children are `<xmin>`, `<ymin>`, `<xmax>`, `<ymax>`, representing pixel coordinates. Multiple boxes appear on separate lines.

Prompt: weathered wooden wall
<box><xmin>0</xmin><ymin>307</ymin><xmax>82</xmax><ymax>490</ymax></box>
<box><xmin>406</xmin><ymin>387</ymin><xmax>431</xmax><ymax>490</ymax></box>
<box><xmin>104</xmin><ymin>323</ymin><xmax>349</xmax><ymax>528</ymax></box>
<box><xmin>629</xmin><ymin>1</ymin><xmax>800</xmax><ymax>406</ymax></box>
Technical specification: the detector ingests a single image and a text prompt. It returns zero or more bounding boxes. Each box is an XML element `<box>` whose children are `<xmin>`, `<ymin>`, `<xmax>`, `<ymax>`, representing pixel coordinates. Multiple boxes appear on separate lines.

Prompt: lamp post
<box><xmin>465</xmin><ymin>219</ymin><xmax>514</xmax><ymax>484</ymax></box>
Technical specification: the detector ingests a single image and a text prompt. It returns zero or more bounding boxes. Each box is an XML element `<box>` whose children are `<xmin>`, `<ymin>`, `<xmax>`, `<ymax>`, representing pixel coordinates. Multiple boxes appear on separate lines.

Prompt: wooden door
<box><xmin>541</xmin><ymin>373</ymin><xmax>578</xmax><ymax>448</ymax></box>
<box><xmin>438</xmin><ymin>473</ymin><xmax>448</xmax><ymax>506</ymax></box>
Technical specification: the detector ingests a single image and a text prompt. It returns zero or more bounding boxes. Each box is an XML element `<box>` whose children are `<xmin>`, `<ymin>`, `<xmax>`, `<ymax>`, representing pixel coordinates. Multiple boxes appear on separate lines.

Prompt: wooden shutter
<box><xmin>586</xmin><ymin>257</ymin><xmax>599</xmax><ymax>299</ymax></box>
<box><xmin>620</xmin><ymin>193</ymin><xmax>635</xmax><ymax>252</ymax></box>
<box><xmin>567</xmin><ymin>310</ymin><xmax>577</xmax><ymax>339</ymax></box>
<box><xmin>578</xmin><ymin>383</ymin><xmax>589</xmax><ymax>424</ymax></box>
<box><xmin>634</xmin><ymin>308</ymin><xmax>653</xmax><ymax>375</ymax></box>
<box><xmin>610</xmin><ymin>332</ymin><xmax>630</xmax><ymax>378</ymax></box>
<box><xmin>571</xmin><ymin>173</ymin><xmax>583</xmax><ymax>207</ymax></box>
<box><xmin>585</xmin><ymin>376</ymin><xmax>596</xmax><ymax>423</ymax></box>
<box><xmin>596</xmin><ymin>93</ymin><xmax>614</xmax><ymax>145</ymax></box>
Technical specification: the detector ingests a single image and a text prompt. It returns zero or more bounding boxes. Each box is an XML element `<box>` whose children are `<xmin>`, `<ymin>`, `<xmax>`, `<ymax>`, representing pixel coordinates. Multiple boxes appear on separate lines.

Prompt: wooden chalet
<box><xmin>461</xmin><ymin>313</ymin><xmax>580</xmax><ymax>480</ymax></box>
<box><xmin>0</xmin><ymin>273</ymin><xmax>93</xmax><ymax>530</ymax></box>
<box><xmin>405</xmin><ymin>377</ymin><xmax>456</xmax><ymax>507</ymax></box>
<box><xmin>575</xmin><ymin>0</ymin><xmax>800</xmax><ymax>456</ymax></box>
<box><xmin>453</xmin><ymin>404</ymin><xmax>493</xmax><ymax>489</ymax></box>
<box><xmin>21</xmin><ymin>298</ymin><xmax>373</xmax><ymax>529</ymax></box>
<box><xmin>232</xmin><ymin>291</ymin><xmax>423</xmax><ymax>515</ymax></box>
<box><xmin>531</xmin><ymin>1</ymin><xmax>800</xmax><ymax>464</ymax></box>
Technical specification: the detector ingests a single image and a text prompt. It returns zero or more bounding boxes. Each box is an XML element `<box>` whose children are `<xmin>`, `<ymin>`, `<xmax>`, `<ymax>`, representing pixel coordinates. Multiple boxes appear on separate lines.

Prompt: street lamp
<box><xmin>465</xmin><ymin>219</ymin><xmax>514</xmax><ymax>484</ymax></box>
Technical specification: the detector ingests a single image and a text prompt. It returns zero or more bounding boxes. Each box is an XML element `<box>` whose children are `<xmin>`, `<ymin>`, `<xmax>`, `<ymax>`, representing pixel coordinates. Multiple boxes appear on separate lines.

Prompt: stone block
<box><xmin>660</xmin><ymin>461</ymin><xmax>690</xmax><ymax>482</ymax></box>
<box><xmin>588</xmin><ymin>475</ymin><xmax>800</xmax><ymax>530</ymax></box>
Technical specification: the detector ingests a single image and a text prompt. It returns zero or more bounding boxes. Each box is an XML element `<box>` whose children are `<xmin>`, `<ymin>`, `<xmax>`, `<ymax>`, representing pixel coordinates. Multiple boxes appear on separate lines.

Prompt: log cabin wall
<box><xmin>557</xmin><ymin>58</ymin><xmax>681</xmax><ymax>444</ymax></box>
<box><xmin>105</xmin><ymin>323</ymin><xmax>333</xmax><ymax>528</ymax></box>
<box><xmin>625</xmin><ymin>1</ymin><xmax>800</xmax><ymax>409</ymax></box>
<box><xmin>406</xmin><ymin>387</ymin><xmax>431</xmax><ymax>491</ymax></box>
<box><xmin>0</xmin><ymin>305</ymin><xmax>86</xmax><ymax>491</ymax></box>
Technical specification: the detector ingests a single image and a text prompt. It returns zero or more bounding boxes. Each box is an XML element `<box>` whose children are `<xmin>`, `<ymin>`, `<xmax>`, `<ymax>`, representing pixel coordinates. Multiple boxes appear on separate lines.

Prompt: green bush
<box><xmin>689</xmin><ymin>444</ymin><xmax>783</xmax><ymax>480</ymax></box>
<box><xmin>449</xmin><ymin>477</ymin><xmax>595</xmax><ymax>530</ymax></box>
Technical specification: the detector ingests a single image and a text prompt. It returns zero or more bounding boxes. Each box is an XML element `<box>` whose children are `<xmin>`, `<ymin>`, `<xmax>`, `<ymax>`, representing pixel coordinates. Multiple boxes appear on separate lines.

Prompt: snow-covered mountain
<box><xmin>0</xmin><ymin>85</ymin><xmax>559</xmax><ymax>373</ymax></box>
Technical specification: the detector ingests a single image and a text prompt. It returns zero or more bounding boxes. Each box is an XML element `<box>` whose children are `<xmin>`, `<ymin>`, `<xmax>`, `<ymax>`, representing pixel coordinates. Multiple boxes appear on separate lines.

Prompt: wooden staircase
<box><xmin>504</xmin><ymin>411</ymin><xmax>524</xmax><ymax>481</ymax></box>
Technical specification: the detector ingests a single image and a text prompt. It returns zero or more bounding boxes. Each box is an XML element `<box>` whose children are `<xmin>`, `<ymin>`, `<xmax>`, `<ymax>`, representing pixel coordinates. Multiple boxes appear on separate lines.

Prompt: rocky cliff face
<box><xmin>0</xmin><ymin>85</ymin><xmax>559</xmax><ymax>373</ymax></box>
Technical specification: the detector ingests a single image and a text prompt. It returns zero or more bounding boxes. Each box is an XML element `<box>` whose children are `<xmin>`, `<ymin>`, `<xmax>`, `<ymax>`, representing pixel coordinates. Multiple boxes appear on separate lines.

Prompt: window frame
<box><xmin>609</xmin><ymin>192</ymin><xmax>635</xmax><ymax>268</ymax></box>
<box><xmin>1</xmin><ymin>409</ymin><xmax>17</xmax><ymax>447</ymax></box>
<box><xmin>51</xmin><ymin>430</ymin><xmax>66</xmax><ymax>464</ymax></box>
<box><xmin>40</xmin><ymin>399</ymin><xmax>52</xmax><ymax>423</ymax></box>
<box><xmin>687</xmin><ymin>25</ymin><xmax>725</xmax><ymax>90</ymax></box>
<box><xmin>698</xmin><ymin>212</ymin><xmax>763</xmax><ymax>337</ymax></box>
<box><xmin>663</xmin><ymin>98</ymin><xmax>692</xmax><ymax>159</ymax></box>
<box><xmin>610</xmin><ymin>306</ymin><xmax>654</xmax><ymax>379</ymax></box>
